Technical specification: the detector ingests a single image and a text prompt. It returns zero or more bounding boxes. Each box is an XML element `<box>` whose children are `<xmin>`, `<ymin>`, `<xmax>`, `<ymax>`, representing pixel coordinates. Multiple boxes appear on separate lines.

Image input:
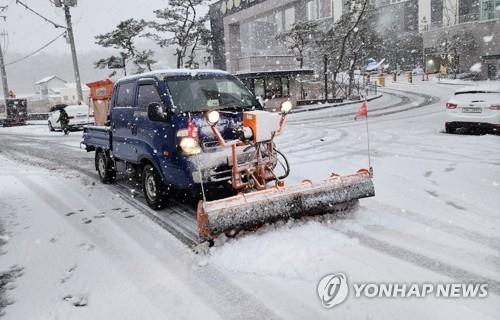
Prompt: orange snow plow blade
<box><xmin>197</xmin><ymin>169</ymin><xmax>375</xmax><ymax>241</ymax></box>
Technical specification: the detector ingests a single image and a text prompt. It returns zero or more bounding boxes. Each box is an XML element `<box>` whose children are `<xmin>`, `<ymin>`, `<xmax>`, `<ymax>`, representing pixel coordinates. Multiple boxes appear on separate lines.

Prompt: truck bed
<box><xmin>82</xmin><ymin>125</ymin><xmax>111</xmax><ymax>151</ymax></box>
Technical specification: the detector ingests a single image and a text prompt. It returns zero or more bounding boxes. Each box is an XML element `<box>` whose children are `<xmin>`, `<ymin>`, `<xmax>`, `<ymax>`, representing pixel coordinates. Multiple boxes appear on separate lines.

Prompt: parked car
<box><xmin>445</xmin><ymin>85</ymin><xmax>500</xmax><ymax>134</ymax></box>
<box><xmin>48</xmin><ymin>104</ymin><xmax>94</xmax><ymax>131</ymax></box>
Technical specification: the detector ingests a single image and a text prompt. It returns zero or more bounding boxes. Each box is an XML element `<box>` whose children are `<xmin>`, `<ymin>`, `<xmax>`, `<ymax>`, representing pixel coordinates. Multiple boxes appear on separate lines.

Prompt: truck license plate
<box><xmin>462</xmin><ymin>107</ymin><xmax>481</xmax><ymax>113</ymax></box>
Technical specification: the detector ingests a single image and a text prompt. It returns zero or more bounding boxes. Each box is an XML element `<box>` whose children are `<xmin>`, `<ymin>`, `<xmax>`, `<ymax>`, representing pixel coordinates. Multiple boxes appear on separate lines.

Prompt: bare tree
<box><xmin>437</xmin><ymin>29</ymin><xmax>477</xmax><ymax>77</ymax></box>
<box><xmin>319</xmin><ymin>0</ymin><xmax>370</xmax><ymax>97</ymax></box>
<box><xmin>381</xmin><ymin>24</ymin><xmax>423</xmax><ymax>71</ymax></box>
<box><xmin>276</xmin><ymin>21</ymin><xmax>319</xmax><ymax>99</ymax></box>
<box><xmin>345</xmin><ymin>11</ymin><xmax>380</xmax><ymax>96</ymax></box>
<box><xmin>276</xmin><ymin>21</ymin><xmax>319</xmax><ymax>69</ymax></box>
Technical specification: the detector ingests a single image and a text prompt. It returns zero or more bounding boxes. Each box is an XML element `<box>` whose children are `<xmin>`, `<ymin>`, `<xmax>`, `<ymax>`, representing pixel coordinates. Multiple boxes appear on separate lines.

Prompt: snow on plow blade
<box><xmin>197</xmin><ymin>170</ymin><xmax>375</xmax><ymax>241</ymax></box>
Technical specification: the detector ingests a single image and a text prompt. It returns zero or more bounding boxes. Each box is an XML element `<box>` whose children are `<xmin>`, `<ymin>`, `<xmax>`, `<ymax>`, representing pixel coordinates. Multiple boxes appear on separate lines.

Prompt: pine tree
<box><xmin>146</xmin><ymin>0</ymin><xmax>210</xmax><ymax>69</ymax></box>
<box><xmin>94</xmin><ymin>19</ymin><xmax>156</xmax><ymax>75</ymax></box>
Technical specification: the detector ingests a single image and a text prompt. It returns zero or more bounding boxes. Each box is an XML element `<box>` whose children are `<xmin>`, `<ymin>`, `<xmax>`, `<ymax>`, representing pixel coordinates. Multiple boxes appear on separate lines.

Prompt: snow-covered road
<box><xmin>0</xmin><ymin>78</ymin><xmax>499</xmax><ymax>319</ymax></box>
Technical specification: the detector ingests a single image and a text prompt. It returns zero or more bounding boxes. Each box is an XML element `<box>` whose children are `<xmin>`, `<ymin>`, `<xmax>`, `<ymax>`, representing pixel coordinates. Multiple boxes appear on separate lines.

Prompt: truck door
<box><xmin>110</xmin><ymin>81</ymin><xmax>137</xmax><ymax>162</ymax></box>
<box><xmin>134</xmin><ymin>80</ymin><xmax>162</xmax><ymax>158</ymax></box>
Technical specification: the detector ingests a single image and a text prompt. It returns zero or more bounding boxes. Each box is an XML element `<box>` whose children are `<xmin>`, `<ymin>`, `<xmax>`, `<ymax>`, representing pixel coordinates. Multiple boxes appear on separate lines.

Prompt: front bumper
<box><xmin>186</xmin><ymin>144</ymin><xmax>263</xmax><ymax>184</ymax></box>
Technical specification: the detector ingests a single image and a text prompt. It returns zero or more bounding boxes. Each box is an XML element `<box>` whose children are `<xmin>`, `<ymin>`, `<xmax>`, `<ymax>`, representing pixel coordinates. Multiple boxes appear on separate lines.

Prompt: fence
<box><xmin>28</xmin><ymin>113</ymin><xmax>49</xmax><ymax>121</ymax></box>
<box><xmin>331</xmin><ymin>74</ymin><xmax>378</xmax><ymax>100</ymax></box>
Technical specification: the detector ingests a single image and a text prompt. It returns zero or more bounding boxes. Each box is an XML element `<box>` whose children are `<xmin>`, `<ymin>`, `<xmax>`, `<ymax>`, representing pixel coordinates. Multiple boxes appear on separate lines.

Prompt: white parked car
<box><xmin>445</xmin><ymin>85</ymin><xmax>500</xmax><ymax>134</ymax></box>
<box><xmin>48</xmin><ymin>104</ymin><xmax>94</xmax><ymax>132</ymax></box>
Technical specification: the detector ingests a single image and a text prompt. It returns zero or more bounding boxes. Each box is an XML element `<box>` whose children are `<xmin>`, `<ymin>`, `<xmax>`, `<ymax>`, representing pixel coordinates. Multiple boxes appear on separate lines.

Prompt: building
<box><xmin>29</xmin><ymin>76</ymin><xmax>90</xmax><ymax>113</ymax></box>
<box><xmin>60</xmin><ymin>83</ymin><xmax>90</xmax><ymax>105</ymax></box>
<box><xmin>209</xmin><ymin>0</ymin><xmax>429</xmax><ymax>105</ymax></box>
<box><xmin>34</xmin><ymin>75</ymin><xmax>67</xmax><ymax>102</ymax></box>
<box><xmin>374</xmin><ymin>0</ymin><xmax>419</xmax><ymax>33</ymax></box>
<box><xmin>209</xmin><ymin>0</ymin><xmax>345</xmax><ymax>107</ymax></box>
<box><xmin>419</xmin><ymin>0</ymin><xmax>500</xmax><ymax>79</ymax></box>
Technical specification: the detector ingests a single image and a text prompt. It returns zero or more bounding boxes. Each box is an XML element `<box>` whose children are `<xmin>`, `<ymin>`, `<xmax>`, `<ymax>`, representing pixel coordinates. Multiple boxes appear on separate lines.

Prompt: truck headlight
<box><xmin>280</xmin><ymin>101</ymin><xmax>293</xmax><ymax>114</ymax></box>
<box><xmin>206</xmin><ymin>110</ymin><xmax>220</xmax><ymax>126</ymax></box>
<box><xmin>179</xmin><ymin>137</ymin><xmax>202</xmax><ymax>156</ymax></box>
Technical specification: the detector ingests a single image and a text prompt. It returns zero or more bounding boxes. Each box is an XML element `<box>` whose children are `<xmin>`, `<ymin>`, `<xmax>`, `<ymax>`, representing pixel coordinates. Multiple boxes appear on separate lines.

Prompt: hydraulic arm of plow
<box><xmin>197</xmin><ymin>102</ymin><xmax>375</xmax><ymax>241</ymax></box>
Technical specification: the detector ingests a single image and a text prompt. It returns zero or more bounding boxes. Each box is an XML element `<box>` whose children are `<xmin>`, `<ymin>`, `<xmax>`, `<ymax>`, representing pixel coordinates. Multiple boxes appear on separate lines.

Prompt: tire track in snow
<box><xmin>337</xmin><ymin>229</ymin><xmax>500</xmax><ymax>295</ymax></box>
<box><xmin>287</xmin><ymin>90</ymin><xmax>408</xmax><ymax>124</ymax></box>
<box><xmin>278</xmin><ymin>128</ymin><xmax>349</xmax><ymax>156</ymax></box>
<box><xmin>2</xmin><ymin>135</ymin><xmax>328</xmax><ymax>320</ymax></box>
<box><xmin>15</xmin><ymin>172</ymin><xmax>284</xmax><ymax>320</ymax></box>
<box><xmin>361</xmin><ymin>202</ymin><xmax>500</xmax><ymax>252</ymax></box>
<box><xmin>290</xmin><ymin>131</ymin><xmax>401</xmax><ymax>166</ymax></box>
<box><xmin>0</xmin><ymin>138</ymin><xmax>201</xmax><ymax>247</ymax></box>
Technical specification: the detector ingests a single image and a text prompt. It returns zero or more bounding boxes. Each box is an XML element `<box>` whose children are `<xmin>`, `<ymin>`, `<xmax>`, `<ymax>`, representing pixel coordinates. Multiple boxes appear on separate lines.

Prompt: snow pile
<box><xmin>469</xmin><ymin>63</ymin><xmax>482</xmax><ymax>73</ymax></box>
<box><xmin>210</xmin><ymin>220</ymin><xmax>359</xmax><ymax>280</ymax></box>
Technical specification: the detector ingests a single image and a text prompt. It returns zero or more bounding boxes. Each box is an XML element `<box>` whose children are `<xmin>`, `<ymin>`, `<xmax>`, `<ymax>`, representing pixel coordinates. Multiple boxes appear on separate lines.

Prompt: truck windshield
<box><xmin>165</xmin><ymin>74</ymin><xmax>259</xmax><ymax>112</ymax></box>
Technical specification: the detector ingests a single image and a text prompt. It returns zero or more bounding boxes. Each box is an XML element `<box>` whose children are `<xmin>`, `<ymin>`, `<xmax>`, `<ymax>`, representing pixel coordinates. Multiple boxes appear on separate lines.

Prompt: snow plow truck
<box><xmin>82</xmin><ymin>69</ymin><xmax>375</xmax><ymax>242</ymax></box>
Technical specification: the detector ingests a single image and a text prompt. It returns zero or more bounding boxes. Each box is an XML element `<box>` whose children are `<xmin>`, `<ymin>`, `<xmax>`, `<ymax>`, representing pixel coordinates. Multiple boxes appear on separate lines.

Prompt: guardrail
<box><xmin>28</xmin><ymin>113</ymin><xmax>49</xmax><ymax>121</ymax></box>
<box><xmin>297</xmin><ymin>98</ymin><xmax>344</xmax><ymax>106</ymax></box>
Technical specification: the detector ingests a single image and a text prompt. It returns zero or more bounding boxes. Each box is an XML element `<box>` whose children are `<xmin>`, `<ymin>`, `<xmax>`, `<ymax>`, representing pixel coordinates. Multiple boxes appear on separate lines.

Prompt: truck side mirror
<box><xmin>147</xmin><ymin>102</ymin><xmax>169</xmax><ymax>122</ymax></box>
<box><xmin>256</xmin><ymin>96</ymin><xmax>265</xmax><ymax>109</ymax></box>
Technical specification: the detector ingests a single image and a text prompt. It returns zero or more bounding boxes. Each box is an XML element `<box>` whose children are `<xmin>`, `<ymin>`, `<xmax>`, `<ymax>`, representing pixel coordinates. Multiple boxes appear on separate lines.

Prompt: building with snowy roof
<box><xmin>35</xmin><ymin>75</ymin><xmax>67</xmax><ymax>100</ymax></box>
<box><xmin>29</xmin><ymin>76</ymin><xmax>90</xmax><ymax>113</ymax></box>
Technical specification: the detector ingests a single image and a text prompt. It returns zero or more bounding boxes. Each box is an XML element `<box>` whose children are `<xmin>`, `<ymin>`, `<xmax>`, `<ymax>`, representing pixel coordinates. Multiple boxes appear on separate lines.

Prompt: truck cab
<box><xmin>83</xmin><ymin>69</ymin><xmax>263</xmax><ymax>208</ymax></box>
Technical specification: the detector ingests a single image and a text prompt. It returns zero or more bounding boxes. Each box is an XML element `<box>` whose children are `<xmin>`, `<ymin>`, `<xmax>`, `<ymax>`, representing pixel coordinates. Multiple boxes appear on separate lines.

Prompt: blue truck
<box><xmin>82</xmin><ymin>69</ymin><xmax>374</xmax><ymax>240</ymax></box>
<box><xmin>82</xmin><ymin>69</ymin><xmax>266</xmax><ymax>208</ymax></box>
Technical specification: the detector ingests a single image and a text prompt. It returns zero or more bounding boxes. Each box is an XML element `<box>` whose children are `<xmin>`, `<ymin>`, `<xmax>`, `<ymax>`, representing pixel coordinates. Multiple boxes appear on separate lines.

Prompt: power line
<box><xmin>5</xmin><ymin>31</ymin><xmax>66</xmax><ymax>66</ymax></box>
<box><xmin>15</xmin><ymin>0</ymin><xmax>66</xmax><ymax>29</ymax></box>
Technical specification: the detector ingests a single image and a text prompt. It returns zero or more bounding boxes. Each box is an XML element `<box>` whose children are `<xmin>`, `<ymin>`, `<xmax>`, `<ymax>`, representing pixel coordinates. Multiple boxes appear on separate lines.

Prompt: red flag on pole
<box><xmin>354</xmin><ymin>100</ymin><xmax>368</xmax><ymax>120</ymax></box>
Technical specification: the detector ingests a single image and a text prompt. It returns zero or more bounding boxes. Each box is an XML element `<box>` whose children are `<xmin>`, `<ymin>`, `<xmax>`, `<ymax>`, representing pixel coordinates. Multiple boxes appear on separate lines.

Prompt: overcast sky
<box><xmin>4</xmin><ymin>0</ymin><xmax>170</xmax><ymax>55</ymax></box>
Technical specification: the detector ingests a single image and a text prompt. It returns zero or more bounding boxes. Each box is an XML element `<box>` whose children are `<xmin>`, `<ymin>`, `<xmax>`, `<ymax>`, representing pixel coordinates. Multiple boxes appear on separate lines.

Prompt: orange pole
<box><xmin>211</xmin><ymin>125</ymin><xmax>226</xmax><ymax>146</ymax></box>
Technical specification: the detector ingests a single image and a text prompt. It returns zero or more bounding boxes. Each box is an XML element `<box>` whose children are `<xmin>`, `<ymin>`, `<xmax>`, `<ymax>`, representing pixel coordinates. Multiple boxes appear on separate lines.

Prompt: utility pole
<box><xmin>0</xmin><ymin>32</ymin><xmax>8</xmax><ymax>101</ymax></box>
<box><xmin>62</xmin><ymin>3</ymin><xmax>83</xmax><ymax>103</ymax></box>
<box><xmin>0</xmin><ymin>6</ymin><xmax>9</xmax><ymax>101</ymax></box>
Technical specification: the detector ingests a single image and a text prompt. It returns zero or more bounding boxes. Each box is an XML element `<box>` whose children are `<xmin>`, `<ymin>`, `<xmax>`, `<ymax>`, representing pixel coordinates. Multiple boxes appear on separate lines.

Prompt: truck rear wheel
<box><xmin>142</xmin><ymin>164</ymin><xmax>168</xmax><ymax>210</ymax></box>
<box><xmin>96</xmin><ymin>150</ymin><xmax>116</xmax><ymax>184</ymax></box>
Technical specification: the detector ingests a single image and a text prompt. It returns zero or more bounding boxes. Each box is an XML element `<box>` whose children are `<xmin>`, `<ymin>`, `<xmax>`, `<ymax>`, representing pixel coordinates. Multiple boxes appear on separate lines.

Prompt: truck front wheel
<box><xmin>96</xmin><ymin>150</ymin><xmax>116</xmax><ymax>184</ymax></box>
<box><xmin>142</xmin><ymin>164</ymin><xmax>168</xmax><ymax>210</ymax></box>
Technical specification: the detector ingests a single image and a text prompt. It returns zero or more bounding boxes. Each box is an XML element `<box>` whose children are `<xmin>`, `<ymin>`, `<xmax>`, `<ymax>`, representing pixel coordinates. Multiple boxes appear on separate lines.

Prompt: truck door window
<box><xmin>115</xmin><ymin>82</ymin><xmax>136</xmax><ymax>107</ymax></box>
<box><xmin>137</xmin><ymin>85</ymin><xmax>162</xmax><ymax>111</ymax></box>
